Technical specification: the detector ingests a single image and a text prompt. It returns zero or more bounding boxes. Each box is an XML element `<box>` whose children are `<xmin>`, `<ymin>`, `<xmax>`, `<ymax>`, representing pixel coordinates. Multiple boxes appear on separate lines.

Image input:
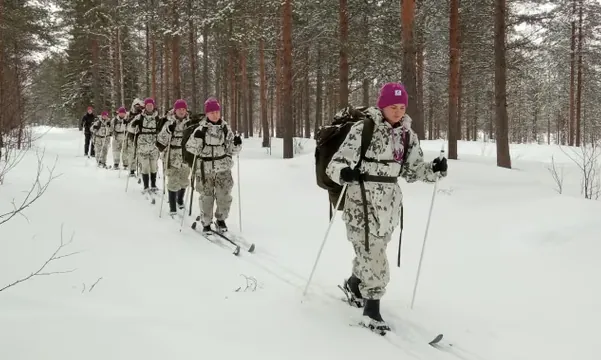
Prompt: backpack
<box><xmin>180</xmin><ymin>116</ymin><xmax>204</xmax><ymax>168</ymax></box>
<box><xmin>155</xmin><ymin>117</ymin><xmax>170</xmax><ymax>152</ymax></box>
<box><xmin>315</xmin><ymin>106</ymin><xmax>374</xmax><ymax>211</ymax></box>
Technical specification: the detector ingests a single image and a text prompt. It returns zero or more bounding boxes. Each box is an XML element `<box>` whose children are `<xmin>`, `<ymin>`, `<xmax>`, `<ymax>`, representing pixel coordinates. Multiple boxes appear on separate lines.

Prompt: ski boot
<box><xmin>168</xmin><ymin>191</ymin><xmax>177</xmax><ymax>216</ymax></box>
<box><xmin>215</xmin><ymin>220</ymin><xmax>228</xmax><ymax>232</ymax></box>
<box><xmin>176</xmin><ymin>188</ymin><xmax>185</xmax><ymax>210</ymax></box>
<box><xmin>361</xmin><ymin>299</ymin><xmax>390</xmax><ymax>335</ymax></box>
<box><xmin>338</xmin><ymin>275</ymin><xmax>364</xmax><ymax>308</ymax></box>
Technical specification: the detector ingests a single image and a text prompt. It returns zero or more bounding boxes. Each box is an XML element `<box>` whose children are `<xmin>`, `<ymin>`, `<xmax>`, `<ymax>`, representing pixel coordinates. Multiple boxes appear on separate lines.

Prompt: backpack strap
<box><xmin>356</xmin><ymin>118</ymin><xmax>375</xmax><ymax>253</ymax></box>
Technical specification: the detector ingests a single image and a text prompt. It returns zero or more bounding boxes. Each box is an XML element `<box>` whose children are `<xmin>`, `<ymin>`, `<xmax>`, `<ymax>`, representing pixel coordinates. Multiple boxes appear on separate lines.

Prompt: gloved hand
<box><xmin>340</xmin><ymin>167</ymin><xmax>360</xmax><ymax>182</ymax></box>
<box><xmin>233</xmin><ymin>135</ymin><xmax>242</xmax><ymax>146</ymax></box>
<box><xmin>432</xmin><ymin>157</ymin><xmax>448</xmax><ymax>173</ymax></box>
<box><xmin>92</xmin><ymin>125</ymin><xmax>100</xmax><ymax>130</ymax></box>
<box><xmin>194</xmin><ymin>129</ymin><xmax>203</xmax><ymax>138</ymax></box>
<box><xmin>167</xmin><ymin>122</ymin><xmax>176</xmax><ymax>133</ymax></box>
<box><xmin>130</xmin><ymin>119</ymin><xmax>141</xmax><ymax>128</ymax></box>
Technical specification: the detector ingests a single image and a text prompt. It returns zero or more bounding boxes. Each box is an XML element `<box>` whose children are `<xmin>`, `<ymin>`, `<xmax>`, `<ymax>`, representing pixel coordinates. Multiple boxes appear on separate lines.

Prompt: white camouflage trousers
<box><xmin>166</xmin><ymin>165</ymin><xmax>190</xmax><ymax>191</ymax></box>
<box><xmin>347</xmin><ymin>224</ymin><xmax>392</xmax><ymax>300</ymax></box>
<box><xmin>94</xmin><ymin>136</ymin><xmax>110</xmax><ymax>165</ymax></box>
<box><xmin>196</xmin><ymin>170</ymin><xmax>234</xmax><ymax>227</ymax></box>
<box><xmin>137</xmin><ymin>149</ymin><xmax>159</xmax><ymax>175</ymax></box>
<box><xmin>112</xmin><ymin>133</ymin><xmax>128</xmax><ymax>166</ymax></box>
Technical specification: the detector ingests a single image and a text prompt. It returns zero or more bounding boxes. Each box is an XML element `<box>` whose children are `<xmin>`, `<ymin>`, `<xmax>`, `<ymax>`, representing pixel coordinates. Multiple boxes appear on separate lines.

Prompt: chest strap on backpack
<box><xmin>360</xmin><ymin>174</ymin><xmax>398</xmax><ymax>183</ymax></box>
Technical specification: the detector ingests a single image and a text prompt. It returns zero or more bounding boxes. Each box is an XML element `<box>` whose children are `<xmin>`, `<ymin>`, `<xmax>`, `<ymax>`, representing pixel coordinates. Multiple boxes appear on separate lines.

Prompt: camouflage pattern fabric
<box><xmin>347</xmin><ymin>224</ymin><xmax>392</xmax><ymax>300</ymax></box>
<box><xmin>326</xmin><ymin>107</ymin><xmax>443</xmax><ymax>237</ymax></box>
<box><xmin>184</xmin><ymin>118</ymin><xmax>241</xmax><ymax>175</ymax></box>
<box><xmin>158</xmin><ymin>112</ymin><xmax>193</xmax><ymax>192</ymax></box>
<box><xmin>110</xmin><ymin>117</ymin><xmax>128</xmax><ymax>166</ymax></box>
<box><xmin>91</xmin><ymin>118</ymin><xmax>111</xmax><ymax>164</ymax></box>
<box><xmin>133</xmin><ymin>110</ymin><xmax>159</xmax><ymax>155</ymax></box>
<box><xmin>138</xmin><ymin>152</ymin><xmax>158</xmax><ymax>174</ymax></box>
<box><xmin>195</xmin><ymin>171</ymin><xmax>234</xmax><ymax>227</ymax></box>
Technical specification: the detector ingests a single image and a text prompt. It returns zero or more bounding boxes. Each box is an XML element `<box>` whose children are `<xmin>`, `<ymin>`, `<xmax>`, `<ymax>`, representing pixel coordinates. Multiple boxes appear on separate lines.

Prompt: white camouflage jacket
<box><xmin>157</xmin><ymin>112</ymin><xmax>192</xmax><ymax>169</ymax></box>
<box><xmin>326</xmin><ymin>107</ymin><xmax>441</xmax><ymax>237</ymax></box>
<box><xmin>185</xmin><ymin>118</ymin><xmax>241</xmax><ymax>175</ymax></box>
<box><xmin>130</xmin><ymin>110</ymin><xmax>159</xmax><ymax>155</ymax></box>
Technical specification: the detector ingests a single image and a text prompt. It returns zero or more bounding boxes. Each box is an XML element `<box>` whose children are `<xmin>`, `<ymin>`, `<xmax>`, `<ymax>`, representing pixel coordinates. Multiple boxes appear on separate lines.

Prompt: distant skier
<box><xmin>157</xmin><ymin>99</ymin><xmax>193</xmax><ymax>216</ymax></box>
<box><xmin>91</xmin><ymin>111</ymin><xmax>112</xmax><ymax>168</ymax></box>
<box><xmin>79</xmin><ymin>106</ymin><xmax>96</xmax><ymax>157</ymax></box>
<box><xmin>325</xmin><ymin>82</ymin><xmax>448</xmax><ymax>334</ymax></box>
<box><xmin>129</xmin><ymin>98</ymin><xmax>160</xmax><ymax>193</ymax></box>
<box><xmin>125</xmin><ymin>98</ymin><xmax>144</xmax><ymax>177</ymax></box>
<box><xmin>110</xmin><ymin>107</ymin><xmax>129</xmax><ymax>170</ymax></box>
<box><xmin>184</xmin><ymin>97</ymin><xmax>242</xmax><ymax>232</ymax></box>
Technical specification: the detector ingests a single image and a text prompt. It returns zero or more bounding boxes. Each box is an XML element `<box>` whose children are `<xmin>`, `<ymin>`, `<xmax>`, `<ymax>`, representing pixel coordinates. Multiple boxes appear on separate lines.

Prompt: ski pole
<box><xmin>180</xmin><ymin>154</ymin><xmax>198</xmax><ymax>232</ymax></box>
<box><xmin>410</xmin><ymin>145</ymin><xmax>445</xmax><ymax>309</ymax></box>
<box><xmin>159</xmin><ymin>133</ymin><xmax>172</xmax><ymax>217</ymax></box>
<box><xmin>237</xmin><ymin>153</ymin><xmax>242</xmax><ymax>232</ymax></box>
<box><xmin>302</xmin><ymin>183</ymin><xmax>348</xmax><ymax>299</ymax></box>
<box><xmin>118</xmin><ymin>123</ymin><xmax>127</xmax><ymax>178</ymax></box>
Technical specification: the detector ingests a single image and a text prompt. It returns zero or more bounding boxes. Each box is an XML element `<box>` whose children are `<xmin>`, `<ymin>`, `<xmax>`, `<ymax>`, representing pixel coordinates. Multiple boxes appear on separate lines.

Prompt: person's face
<box><xmin>382</xmin><ymin>104</ymin><xmax>406</xmax><ymax>124</ymax></box>
<box><xmin>87</xmin><ymin>109</ymin><xmax>93</xmax><ymax>114</ymax></box>
<box><xmin>175</xmin><ymin>108</ymin><xmax>187</xmax><ymax>118</ymax></box>
<box><xmin>118</xmin><ymin>113</ymin><xmax>126</xmax><ymax>118</ymax></box>
<box><xmin>207</xmin><ymin>111</ymin><xmax>220</xmax><ymax>122</ymax></box>
<box><xmin>145</xmin><ymin>103</ymin><xmax>154</xmax><ymax>112</ymax></box>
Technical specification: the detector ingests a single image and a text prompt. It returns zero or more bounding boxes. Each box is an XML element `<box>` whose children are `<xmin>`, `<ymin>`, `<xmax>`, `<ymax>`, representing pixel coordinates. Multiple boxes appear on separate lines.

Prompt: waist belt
<box><xmin>95</xmin><ymin>134</ymin><xmax>107</xmax><ymax>138</ymax></box>
<box><xmin>115</xmin><ymin>131</ymin><xmax>124</xmax><ymax>134</ymax></box>
<box><xmin>360</xmin><ymin>174</ymin><xmax>398</xmax><ymax>183</ymax></box>
<box><xmin>199</xmin><ymin>154</ymin><xmax>230</xmax><ymax>161</ymax></box>
<box><xmin>170</xmin><ymin>145</ymin><xmax>182</xmax><ymax>149</ymax></box>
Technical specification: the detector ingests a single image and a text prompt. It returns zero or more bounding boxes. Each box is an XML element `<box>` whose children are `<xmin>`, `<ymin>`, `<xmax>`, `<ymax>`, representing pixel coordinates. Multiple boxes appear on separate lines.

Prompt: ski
<box><xmin>191</xmin><ymin>227</ymin><xmax>240</xmax><ymax>256</ymax></box>
<box><xmin>190</xmin><ymin>216</ymin><xmax>255</xmax><ymax>253</ymax></box>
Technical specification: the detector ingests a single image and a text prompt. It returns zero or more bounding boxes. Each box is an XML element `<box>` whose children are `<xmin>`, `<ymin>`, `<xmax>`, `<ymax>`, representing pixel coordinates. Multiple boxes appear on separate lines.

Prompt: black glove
<box><xmin>432</xmin><ymin>157</ymin><xmax>448</xmax><ymax>173</ymax></box>
<box><xmin>167</xmin><ymin>122</ymin><xmax>176</xmax><ymax>133</ymax></box>
<box><xmin>130</xmin><ymin>119</ymin><xmax>141</xmax><ymax>128</ymax></box>
<box><xmin>92</xmin><ymin>125</ymin><xmax>99</xmax><ymax>130</ymax></box>
<box><xmin>340</xmin><ymin>167</ymin><xmax>360</xmax><ymax>182</ymax></box>
<box><xmin>194</xmin><ymin>129</ymin><xmax>203</xmax><ymax>138</ymax></box>
<box><xmin>233</xmin><ymin>135</ymin><xmax>242</xmax><ymax>146</ymax></box>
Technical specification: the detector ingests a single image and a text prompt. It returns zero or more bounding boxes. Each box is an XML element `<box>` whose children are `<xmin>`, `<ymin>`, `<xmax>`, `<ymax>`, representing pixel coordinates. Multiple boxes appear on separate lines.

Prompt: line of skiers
<box><xmin>80</xmin><ymin>96</ymin><xmax>242</xmax><ymax>232</ymax></box>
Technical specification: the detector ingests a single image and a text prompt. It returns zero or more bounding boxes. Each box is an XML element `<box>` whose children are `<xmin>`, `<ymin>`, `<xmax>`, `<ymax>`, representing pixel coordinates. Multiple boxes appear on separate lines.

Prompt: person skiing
<box><xmin>325</xmin><ymin>82</ymin><xmax>448</xmax><ymax>334</ymax></box>
<box><xmin>91</xmin><ymin>111</ymin><xmax>112</xmax><ymax>168</ymax></box>
<box><xmin>110</xmin><ymin>107</ymin><xmax>129</xmax><ymax>170</ymax></box>
<box><xmin>125</xmin><ymin>98</ymin><xmax>144</xmax><ymax>178</ymax></box>
<box><xmin>184</xmin><ymin>97</ymin><xmax>242</xmax><ymax>232</ymax></box>
<box><xmin>157</xmin><ymin>99</ymin><xmax>193</xmax><ymax>216</ymax></box>
<box><xmin>129</xmin><ymin>98</ymin><xmax>160</xmax><ymax>194</ymax></box>
<box><xmin>79</xmin><ymin>106</ymin><xmax>96</xmax><ymax>157</ymax></box>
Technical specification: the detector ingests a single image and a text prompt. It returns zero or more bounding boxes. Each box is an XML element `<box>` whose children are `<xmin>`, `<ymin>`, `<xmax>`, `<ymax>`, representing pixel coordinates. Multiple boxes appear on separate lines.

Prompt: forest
<box><xmin>1</xmin><ymin>0</ymin><xmax>600</xmax><ymax>165</ymax></box>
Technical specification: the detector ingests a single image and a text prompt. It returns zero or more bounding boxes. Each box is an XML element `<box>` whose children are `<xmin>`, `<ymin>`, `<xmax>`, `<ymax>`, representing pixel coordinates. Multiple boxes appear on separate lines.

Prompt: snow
<box><xmin>1</xmin><ymin>126</ymin><xmax>598</xmax><ymax>360</ymax></box>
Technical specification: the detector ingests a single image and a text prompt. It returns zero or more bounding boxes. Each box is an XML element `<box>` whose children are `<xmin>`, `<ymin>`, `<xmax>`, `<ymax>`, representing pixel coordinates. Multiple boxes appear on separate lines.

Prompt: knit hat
<box><xmin>204</xmin><ymin>97</ymin><xmax>221</xmax><ymax>113</ymax></box>
<box><xmin>101</xmin><ymin>111</ymin><xmax>109</xmax><ymax>117</ymax></box>
<box><xmin>377</xmin><ymin>82</ymin><xmax>408</xmax><ymax>109</ymax></box>
<box><xmin>144</xmin><ymin>98</ymin><xmax>155</xmax><ymax>106</ymax></box>
<box><xmin>174</xmin><ymin>99</ymin><xmax>187</xmax><ymax>111</ymax></box>
<box><xmin>117</xmin><ymin>107</ymin><xmax>127</xmax><ymax>114</ymax></box>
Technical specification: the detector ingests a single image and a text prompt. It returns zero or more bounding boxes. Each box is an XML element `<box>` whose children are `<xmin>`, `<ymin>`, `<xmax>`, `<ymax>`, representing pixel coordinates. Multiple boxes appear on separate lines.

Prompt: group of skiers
<box><xmin>78</xmin><ymin>82</ymin><xmax>449</xmax><ymax>337</ymax></box>
<box><xmin>79</xmin><ymin>96</ymin><xmax>242</xmax><ymax>233</ymax></box>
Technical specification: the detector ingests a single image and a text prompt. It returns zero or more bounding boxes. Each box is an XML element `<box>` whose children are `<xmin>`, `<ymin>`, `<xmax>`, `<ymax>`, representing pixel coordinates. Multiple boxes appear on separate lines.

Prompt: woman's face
<box><xmin>207</xmin><ymin>111</ymin><xmax>220</xmax><ymax>122</ymax></box>
<box><xmin>382</xmin><ymin>104</ymin><xmax>406</xmax><ymax>124</ymax></box>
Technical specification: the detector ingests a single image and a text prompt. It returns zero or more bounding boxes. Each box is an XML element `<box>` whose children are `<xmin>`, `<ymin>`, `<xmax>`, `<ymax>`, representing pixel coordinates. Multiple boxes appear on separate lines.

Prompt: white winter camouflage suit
<box><xmin>91</xmin><ymin>117</ymin><xmax>111</xmax><ymax>165</ymax></box>
<box><xmin>157</xmin><ymin>111</ymin><xmax>192</xmax><ymax>192</ymax></box>
<box><xmin>326</xmin><ymin>107</ymin><xmax>444</xmax><ymax>300</ymax></box>
<box><xmin>125</xmin><ymin>99</ymin><xmax>144</xmax><ymax>172</ymax></box>
<box><xmin>110</xmin><ymin>116</ymin><xmax>129</xmax><ymax>167</ymax></box>
<box><xmin>185</xmin><ymin>118</ymin><xmax>241</xmax><ymax>227</ymax></box>
<box><xmin>131</xmin><ymin>110</ymin><xmax>159</xmax><ymax>175</ymax></box>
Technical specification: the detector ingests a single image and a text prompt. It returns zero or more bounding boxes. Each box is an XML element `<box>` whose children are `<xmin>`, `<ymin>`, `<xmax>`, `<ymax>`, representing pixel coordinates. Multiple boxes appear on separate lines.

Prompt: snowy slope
<box><xmin>0</xmin><ymin>127</ymin><xmax>598</xmax><ymax>360</ymax></box>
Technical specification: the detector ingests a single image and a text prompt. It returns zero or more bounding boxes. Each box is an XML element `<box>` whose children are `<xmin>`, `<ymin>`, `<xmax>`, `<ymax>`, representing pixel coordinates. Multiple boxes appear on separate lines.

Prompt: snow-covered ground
<box><xmin>0</xmin><ymin>127</ymin><xmax>598</xmax><ymax>360</ymax></box>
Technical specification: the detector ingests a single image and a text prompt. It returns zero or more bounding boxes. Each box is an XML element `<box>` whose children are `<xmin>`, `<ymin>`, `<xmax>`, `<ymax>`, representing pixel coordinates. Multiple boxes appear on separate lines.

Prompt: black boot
<box><xmin>344</xmin><ymin>275</ymin><xmax>364</xmax><ymax>307</ymax></box>
<box><xmin>215</xmin><ymin>219</ymin><xmax>228</xmax><ymax>232</ymax></box>
<box><xmin>150</xmin><ymin>172</ymin><xmax>157</xmax><ymax>189</ymax></box>
<box><xmin>202</xmin><ymin>225</ymin><xmax>212</xmax><ymax>233</ymax></box>
<box><xmin>362</xmin><ymin>299</ymin><xmax>390</xmax><ymax>333</ymax></box>
<box><xmin>168</xmin><ymin>190</ymin><xmax>177</xmax><ymax>213</ymax></box>
<box><xmin>177</xmin><ymin>188</ymin><xmax>185</xmax><ymax>209</ymax></box>
<box><xmin>142</xmin><ymin>173</ymin><xmax>149</xmax><ymax>189</ymax></box>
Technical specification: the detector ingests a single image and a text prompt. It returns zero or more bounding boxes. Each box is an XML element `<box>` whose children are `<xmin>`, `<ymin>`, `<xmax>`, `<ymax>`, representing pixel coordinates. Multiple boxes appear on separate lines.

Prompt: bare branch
<box><xmin>0</xmin><ymin>224</ymin><xmax>78</xmax><ymax>293</ymax></box>
<box><xmin>546</xmin><ymin>155</ymin><xmax>564</xmax><ymax>194</ymax></box>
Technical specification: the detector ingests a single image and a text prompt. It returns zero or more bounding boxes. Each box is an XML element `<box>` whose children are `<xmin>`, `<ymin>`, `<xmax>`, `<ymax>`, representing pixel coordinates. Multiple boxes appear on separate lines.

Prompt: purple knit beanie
<box><xmin>173</xmin><ymin>99</ymin><xmax>187</xmax><ymax>111</ymax></box>
<box><xmin>204</xmin><ymin>97</ymin><xmax>221</xmax><ymax>113</ymax></box>
<box><xmin>377</xmin><ymin>83</ymin><xmax>408</xmax><ymax>109</ymax></box>
<box><xmin>117</xmin><ymin>107</ymin><xmax>127</xmax><ymax>114</ymax></box>
<box><xmin>144</xmin><ymin>98</ymin><xmax>155</xmax><ymax>106</ymax></box>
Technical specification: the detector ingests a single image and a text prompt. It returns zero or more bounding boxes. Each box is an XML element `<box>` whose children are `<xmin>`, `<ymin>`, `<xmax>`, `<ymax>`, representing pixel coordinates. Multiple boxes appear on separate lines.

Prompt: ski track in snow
<box><xmin>0</xmin><ymin>127</ymin><xmax>598</xmax><ymax>360</ymax></box>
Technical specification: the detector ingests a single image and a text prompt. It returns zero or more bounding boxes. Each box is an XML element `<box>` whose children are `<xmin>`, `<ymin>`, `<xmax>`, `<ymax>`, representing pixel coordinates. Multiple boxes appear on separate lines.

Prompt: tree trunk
<box><xmin>260</xmin><ymin>35</ymin><xmax>269</xmax><ymax>147</ymax></box>
<box><xmin>494</xmin><ymin>0</ymin><xmax>511</xmax><ymax>168</ymax></box>
<box><xmin>448</xmin><ymin>0</ymin><xmax>460</xmax><ymax>159</ymax></box>
<box><xmin>282</xmin><ymin>0</ymin><xmax>294</xmax><ymax>158</ymax></box>
<box><xmin>401</xmin><ymin>0</ymin><xmax>423</xmax><ymax>138</ymax></box>
<box><xmin>338</xmin><ymin>0</ymin><xmax>349</xmax><ymax>108</ymax></box>
<box><xmin>314</xmin><ymin>43</ymin><xmax>323</xmax><ymax>138</ymax></box>
<box><xmin>575</xmin><ymin>0</ymin><xmax>583</xmax><ymax>146</ymax></box>
<box><xmin>188</xmin><ymin>0</ymin><xmax>197</xmax><ymax>112</ymax></box>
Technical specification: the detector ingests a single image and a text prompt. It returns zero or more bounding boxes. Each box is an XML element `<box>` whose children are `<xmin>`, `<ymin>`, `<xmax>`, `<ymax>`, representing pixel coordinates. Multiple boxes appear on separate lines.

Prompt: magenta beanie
<box><xmin>174</xmin><ymin>99</ymin><xmax>188</xmax><ymax>111</ymax></box>
<box><xmin>101</xmin><ymin>111</ymin><xmax>109</xmax><ymax>117</ymax></box>
<box><xmin>117</xmin><ymin>107</ymin><xmax>127</xmax><ymax>114</ymax></box>
<box><xmin>204</xmin><ymin>97</ymin><xmax>221</xmax><ymax>113</ymax></box>
<box><xmin>377</xmin><ymin>83</ymin><xmax>408</xmax><ymax>109</ymax></box>
<box><xmin>144</xmin><ymin>98</ymin><xmax>155</xmax><ymax>106</ymax></box>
